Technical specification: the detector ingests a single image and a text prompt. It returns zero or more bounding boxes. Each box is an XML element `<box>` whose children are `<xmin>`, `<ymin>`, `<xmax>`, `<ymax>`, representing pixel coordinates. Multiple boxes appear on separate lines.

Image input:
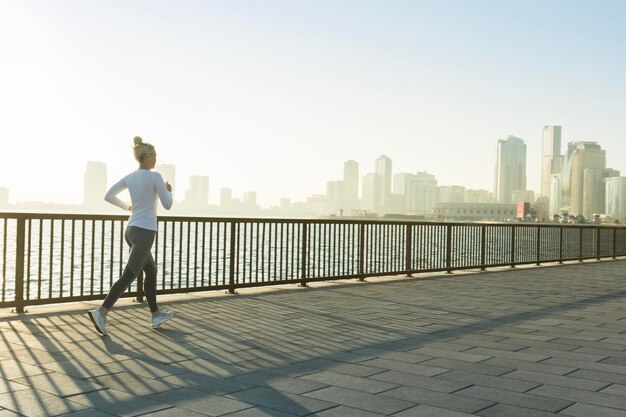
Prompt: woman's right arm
<box><xmin>104</xmin><ymin>177</ymin><xmax>131</xmax><ymax>211</ymax></box>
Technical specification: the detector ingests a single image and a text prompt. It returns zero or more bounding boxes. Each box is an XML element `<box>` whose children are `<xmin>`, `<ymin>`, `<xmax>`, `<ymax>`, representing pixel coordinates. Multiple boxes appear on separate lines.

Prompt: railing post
<box><xmin>405</xmin><ymin>224</ymin><xmax>412</xmax><ymax>277</ymax></box>
<box><xmin>228</xmin><ymin>222</ymin><xmax>237</xmax><ymax>294</ymax></box>
<box><xmin>536</xmin><ymin>226</ymin><xmax>541</xmax><ymax>266</ymax></box>
<box><xmin>510</xmin><ymin>225</ymin><xmax>516</xmax><ymax>268</ymax></box>
<box><xmin>358</xmin><ymin>223</ymin><xmax>365</xmax><ymax>281</ymax></box>
<box><xmin>613</xmin><ymin>228</ymin><xmax>617</xmax><ymax>259</ymax></box>
<box><xmin>596</xmin><ymin>227</ymin><xmax>602</xmax><ymax>261</ymax></box>
<box><xmin>446</xmin><ymin>224</ymin><xmax>452</xmax><ymax>274</ymax></box>
<box><xmin>579</xmin><ymin>227</ymin><xmax>583</xmax><ymax>262</ymax></box>
<box><xmin>559</xmin><ymin>226</ymin><xmax>563</xmax><ymax>264</ymax></box>
<box><xmin>300</xmin><ymin>223</ymin><xmax>308</xmax><ymax>287</ymax></box>
<box><xmin>480</xmin><ymin>225</ymin><xmax>486</xmax><ymax>271</ymax></box>
<box><xmin>14</xmin><ymin>218</ymin><xmax>25</xmax><ymax>314</ymax></box>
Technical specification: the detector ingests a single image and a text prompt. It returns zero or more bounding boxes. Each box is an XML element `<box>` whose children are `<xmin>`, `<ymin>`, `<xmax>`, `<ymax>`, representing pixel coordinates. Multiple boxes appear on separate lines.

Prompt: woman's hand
<box><xmin>165</xmin><ymin>181</ymin><xmax>172</xmax><ymax>192</ymax></box>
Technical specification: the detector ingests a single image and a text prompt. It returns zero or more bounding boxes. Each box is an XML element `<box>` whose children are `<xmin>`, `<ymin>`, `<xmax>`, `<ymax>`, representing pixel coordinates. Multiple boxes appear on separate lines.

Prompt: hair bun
<box><xmin>133</xmin><ymin>136</ymin><xmax>143</xmax><ymax>146</ymax></box>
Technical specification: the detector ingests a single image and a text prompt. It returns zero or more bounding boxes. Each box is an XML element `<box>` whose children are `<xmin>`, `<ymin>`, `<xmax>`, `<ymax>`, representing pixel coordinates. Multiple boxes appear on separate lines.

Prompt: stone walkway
<box><xmin>2</xmin><ymin>260</ymin><xmax>626</xmax><ymax>416</ymax></box>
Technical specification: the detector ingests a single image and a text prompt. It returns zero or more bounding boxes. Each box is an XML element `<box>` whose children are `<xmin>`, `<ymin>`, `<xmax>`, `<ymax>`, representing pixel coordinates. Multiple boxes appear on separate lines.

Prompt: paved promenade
<box><xmin>1</xmin><ymin>260</ymin><xmax>626</xmax><ymax>416</ymax></box>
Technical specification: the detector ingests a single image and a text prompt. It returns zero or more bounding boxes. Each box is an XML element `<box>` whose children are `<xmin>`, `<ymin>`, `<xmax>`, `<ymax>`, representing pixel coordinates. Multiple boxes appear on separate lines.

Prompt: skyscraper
<box><xmin>343</xmin><ymin>160</ymin><xmax>359</xmax><ymax>213</ymax></box>
<box><xmin>362</xmin><ymin>173</ymin><xmax>383</xmax><ymax>213</ymax></box>
<box><xmin>541</xmin><ymin>126</ymin><xmax>562</xmax><ymax>199</ymax></box>
<box><xmin>494</xmin><ymin>136</ymin><xmax>527</xmax><ymax>203</ymax></box>
<box><xmin>566</xmin><ymin>142</ymin><xmax>606</xmax><ymax>217</ymax></box>
<box><xmin>605</xmin><ymin>177</ymin><xmax>626</xmax><ymax>221</ymax></box>
<box><xmin>184</xmin><ymin>175</ymin><xmax>209</xmax><ymax>207</ymax></box>
<box><xmin>83</xmin><ymin>161</ymin><xmax>107</xmax><ymax>209</ymax></box>
<box><xmin>375</xmin><ymin>155</ymin><xmax>392</xmax><ymax>211</ymax></box>
<box><xmin>393</xmin><ymin>172</ymin><xmax>437</xmax><ymax>214</ymax></box>
<box><xmin>326</xmin><ymin>180</ymin><xmax>344</xmax><ymax>214</ymax></box>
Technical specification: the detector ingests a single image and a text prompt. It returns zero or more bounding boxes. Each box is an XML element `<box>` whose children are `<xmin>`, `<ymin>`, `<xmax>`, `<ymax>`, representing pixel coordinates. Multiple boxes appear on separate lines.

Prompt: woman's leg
<box><xmin>102</xmin><ymin>227</ymin><xmax>155</xmax><ymax>311</ymax></box>
<box><xmin>142</xmin><ymin>253</ymin><xmax>159</xmax><ymax>313</ymax></box>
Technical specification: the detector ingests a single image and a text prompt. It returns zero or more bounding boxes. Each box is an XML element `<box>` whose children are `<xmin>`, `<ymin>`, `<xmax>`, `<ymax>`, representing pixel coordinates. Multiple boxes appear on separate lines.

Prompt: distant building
<box><xmin>605</xmin><ymin>177</ymin><xmax>626</xmax><ymax>222</ymax></box>
<box><xmin>511</xmin><ymin>189</ymin><xmax>535</xmax><ymax>204</ymax></box>
<box><xmin>434</xmin><ymin>202</ymin><xmax>517</xmax><ymax>221</ymax></box>
<box><xmin>220</xmin><ymin>188</ymin><xmax>232</xmax><ymax>209</ymax></box>
<box><xmin>326</xmin><ymin>180</ymin><xmax>344</xmax><ymax>215</ymax></box>
<box><xmin>375</xmin><ymin>155</ymin><xmax>392</xmax><ymax>211</ymax></box>
<box><xmin>541</xmin><ymin>126</ymin><xmax>562</xmax><ymax>201</ymax></box>
<box><xmin>184</xmin><ymin>175</ymin><xmax>209</xmax><ymax>207</ymax></box>
<box><xmin>566</xmin><ymin>142</ymin><xmax>606</xmax><ymax>217</ymax></box>
<box><xmin>549</xmin><ymin>175</ymin><xmax>561</xmax><ymax>215</ymax></box>
<box><xmin>362</xmin><ymin>173</ymin><xmax>384</xmax><ymax>214</ymax></box>
<box><xmin>393</xmin><ymin>171</ymin><xmax>437</xmax><ymax>215</ymax></box>
<box><xmin>494</xmin><ymin>136</ymin><xmax>527</xmax><ymax>203</ymax></box>
<box><xmin>84</xmin><ymin>161</ymin><xmax>107</xmax><ymax>210</ymax></box>
<box><xmin>465</xmin><ymin>189</ymin><xmax>494</xmax><ymax>204</ymax></box>
<box><xmin>438</xmin><ymin>185</ymin><xmax>465</xmax><ymax>204</ymax></box>
<box><xmin>243</xmin><ymin>191</ymin><xmax>258</xmax><ymax>210</ymax></box>
<box><xmin>0</xmin><ymin>187</ymin><xmax>8</xmax><ymax>207</ymax></box>
<box><xmin>343</xmin><ymin>160</ymin><xmax>359</xmax><ymax>212</ymax></box>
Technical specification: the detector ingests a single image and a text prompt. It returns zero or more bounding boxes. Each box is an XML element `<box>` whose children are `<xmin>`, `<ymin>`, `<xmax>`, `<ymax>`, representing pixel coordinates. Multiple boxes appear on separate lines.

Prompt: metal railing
<box><xmin>1</xmin><ymin>212</ymin><xmax>625</xmax><ymax>312</ymax></box>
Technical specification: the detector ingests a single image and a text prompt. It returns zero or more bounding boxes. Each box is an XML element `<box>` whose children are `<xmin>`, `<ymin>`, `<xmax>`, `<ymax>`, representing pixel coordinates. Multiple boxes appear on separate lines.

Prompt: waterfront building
<box><xmin>494</xmin><ymin>136</ymin><xmax>527</xmax><ymax>203</ymax></box>
<box><xmin>465</xmin><ymin>189</ymin><xmax>494</xmax><ymax>204</ymax></box>
<box><xmin>326</xmin><ymin>180</ymin><xmax>344</xmax><ymax>215</ymax></box>
<box><xmin>511</xmin><ymin>189</ymin><xmax>535</xmax><ymax>204</ymax></box>
<box><xmin>362</xmin><ymin>173</ymin><xmax>383</xmax><ymax>214</ymax></box>
<box><xmin>549</xmin><ymin>175</ymin><xmax>561</xmax><ymax>216</ymax></box>
<box><xmin>566</xmin><ymin>142</ymin><xmax>606</xmax><ymax>217</ymax></box>
<box><xmin>393</xmin><ymin>171</ymin><xmax>437</xmax><ymax>215</ymax></box>
<box><xmin>605</xmin><ymin>177</ymin><xmax>626</xmax><ymax>222</ymax></box>
<box><xmin>375</xmin><ymin>155</ymin><xmax>392</xmax><ymax>211</ymax></box>
<box><xmin>541</xmin><ymin>126</ymin><xmax>562</xmax><ymax>200</ymax></box>
<box><xmin>184</xmin><ymin>175</ymin><xmax>209</xmax><ymax>207</ymax></box>
<box><xmin>434</xmin><ymin>202</ymin><xmax>517</xmax><ymax>221</ymax></box>
<box><xmin>438</xmin><ymin>185</ymin><xmax>466</xmax><ymax>203</ymax></box>
<box><xmin>220</xmin><ymin>188</ymin><xmax>233</xmax><ymax>210</ymax></box>
<box><xmin>243</xmin><ymin>191</ymin><xmax>258</xmax><ymax>209</ymax></box>
<box><xmin>83</xmin><ymin>161</ymin><xmax>107</xmax><ymax>210</ymax></box>
<box><xmin>343</xmin><ymin>160</ymin><xmax>359</xmax><ymax>212</ymax></box>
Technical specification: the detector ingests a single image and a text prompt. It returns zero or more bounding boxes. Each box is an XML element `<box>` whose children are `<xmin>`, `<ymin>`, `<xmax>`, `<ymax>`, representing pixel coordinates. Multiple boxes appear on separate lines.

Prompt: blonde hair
<box><xmin>132</xmin><ymin>136</ymin><xmax>155</xmax><ymax>162</ymax></box>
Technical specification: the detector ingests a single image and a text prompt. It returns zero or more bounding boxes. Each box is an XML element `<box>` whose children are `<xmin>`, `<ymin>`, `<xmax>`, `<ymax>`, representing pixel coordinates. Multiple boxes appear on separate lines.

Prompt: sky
<box><xmin>1</xmin><ymin>0</ymin><xmax>625</xmax><ymax>208</ymax></box>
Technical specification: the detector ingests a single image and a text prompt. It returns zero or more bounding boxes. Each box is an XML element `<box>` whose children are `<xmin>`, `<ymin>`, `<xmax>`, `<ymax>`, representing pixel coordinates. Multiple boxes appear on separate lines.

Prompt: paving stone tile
<box><xmin>0</xmin><ymin>359</ymin><xmax>50</xmax><ymax>380</ymax></box>
<box><xmin>58</xmin><ymin>410</ymin><xmax>117</xmax><ymax>417</ymax></box>
<box><xmin>392</xmin><ymin>404</ymin><xmax>475</xmax><ymax>416</ymax></box>
<box><xmin>419</xmin><ymin>358</ymin><xmax>513</xmax><ymax>376</ymax></box>
<box><xmin>314</xmin><ymin>405</ymin><xmax>387</xmax><ymax>417</ymax></box>
<box><xmin>560</xmin><ymin>403</ymin><xmax>626</xmax><ymax>417</ymax></box>
<box><xmin>543</xmin><ymin>357</ymin><xmax>626</xmax><ymax>375</ymax></box>
<box><xmin>522</xmin><ymin>347</ymin><xmax>608</xmax><ymax>363</ymax></box>
<box><xmin>228</xmin><ymin>387</ymin><xmax>336</xmax><ymax>416</ymax></box>
<box><xmin>476</xmin><ymin>403</ymin><xmax>563</xmax><ymax>417</ymax></box>
<box><xmin>503</xmin><ymin>369</ymin><xmax>611</xmax><ymax>391</ymax></box>
<box><xmin>296</xmin><ymin>358</ymin><xmax>386</xmax><ymax>377</ymax></box>
<box><xmin>300</xmin><ymin>370</ymin><xmax>397</xmax><ymax>394</ymax></box>
<box><xmin>380</xmin><ymin>385</ymin><xmax>493</xmax><ymax>414</ymax></box>
<box><xmin>480</xmin><ymin>357</ymin><xmax>576</xmax><ymax>375</ymax></box>
<box><xmin>464</xmin><ymin>347</ymin><xmax>551</xmax><ymax>362</ymax></box>
<box><xmin>146</xmin><ymin>387</ymin><xmax>253</xmax><ymax>415</ymax></box>
<box><xmin>0</xmin><ymin>378</ymin><xmax>28</xmax><ymax>395</ymax></box>
<box><xmin>13</xmin><ymin>373</ymin><xmax>106</xmax><ymax>397</ymax></box>
<box><xmin>227</xmin><ymin>371</ymin><xmax>328</xmax><ymax>395</ymax></box>
<box><xmin>370</xmin><ymin>370</ymin><xmax>471</xmax><ymax>393</ymax></box>
<box><xmin>349</xmin><ymin>347</ymin><xmax>434</xmax><ymax>363</ymax></box>
<box><xmin>601</xmin><ymin>384</ymin><xmax>626</xmax><ymax>397</ymax></box>
<box><xmin>86</xmin><ymin>373</ymin><xmax>184</xmax><ymax>396</ymax></box>
<box><xmin>0</xmin><ymin>389</ymin><xmax>87</xmax><ymax>417</ymax></box>
<box><xmin>357</xmin><ymin>358</ymin><xmax>448</xmax><ymax>377</ymax></box>
<box><xmin>67</xmin><ymin>388</ymin><xmax>171</xmax><ymax>416</ymax></box>
<box><xmin>40</xmin><ymin>358</ymin><xmax>124</xmax><ymax>379</ymax></box>
<box><xmin>303</xmin><ymin>386</ymin><xmax>415</xmax><ymax>415</ymax></box>
<box><xmin>407</xmin><ymin>347</ymin><xmax>492</xmax><ymax>363</ymax></box>
<box><xmin>455</xmin><ymin>384</ymin><xmax>573</xmax><ymax>412</ymax></box>
<box><xmin>528</xmin><ymin>384</ymin><xmax>626</xmax><ymax>410</ymax></box>
<box><xmin>435</xmin><ymin>369</ymin><xmax>540</xmax><ymax>393</ymax></box>
<box><xmin>214</xmin><ymin>406</ymin><xmax>299</xmax><ymax>416</ymax></box>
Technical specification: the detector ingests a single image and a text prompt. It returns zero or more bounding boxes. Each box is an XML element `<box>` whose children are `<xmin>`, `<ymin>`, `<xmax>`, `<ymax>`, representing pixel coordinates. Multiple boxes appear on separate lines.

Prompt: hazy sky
<box><xmin>1</xmin><ymin>0</ymin><xmax>625</xmax><ymax>207</ymax></box>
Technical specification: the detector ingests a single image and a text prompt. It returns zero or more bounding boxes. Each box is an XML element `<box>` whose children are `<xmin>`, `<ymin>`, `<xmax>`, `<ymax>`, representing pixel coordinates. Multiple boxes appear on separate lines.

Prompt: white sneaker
<box><xmin>151</xmin><ymin>310</ymin><xmax>175</xmax><ymax>328</ymax></box>
<box><xmin>88</xmin><ymin>308</ymin><xmax>108</xmax><ymax>336</ymax></box>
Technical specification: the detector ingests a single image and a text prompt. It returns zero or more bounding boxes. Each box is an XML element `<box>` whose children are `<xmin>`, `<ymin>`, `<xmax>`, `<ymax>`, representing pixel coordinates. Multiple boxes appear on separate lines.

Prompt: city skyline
<box><xmin>1</xmin><ymin>1</ymin><xmax>625</xmax><ymax>207</ymax></box>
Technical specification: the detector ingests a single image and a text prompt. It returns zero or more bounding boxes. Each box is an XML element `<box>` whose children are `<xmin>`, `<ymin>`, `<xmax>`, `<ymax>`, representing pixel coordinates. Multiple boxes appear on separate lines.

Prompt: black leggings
<box><xmin>103</xmin><ymin>226</ymin><xmax>159</xmax><ymax>313</ymax></box>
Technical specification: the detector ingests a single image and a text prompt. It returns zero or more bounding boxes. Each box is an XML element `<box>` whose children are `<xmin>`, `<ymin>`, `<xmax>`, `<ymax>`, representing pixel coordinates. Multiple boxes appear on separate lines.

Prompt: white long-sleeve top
<box><xmin>104</xmin><ymin>169</ymin><xmax>173</xmax><ymax>231</ymax></box>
